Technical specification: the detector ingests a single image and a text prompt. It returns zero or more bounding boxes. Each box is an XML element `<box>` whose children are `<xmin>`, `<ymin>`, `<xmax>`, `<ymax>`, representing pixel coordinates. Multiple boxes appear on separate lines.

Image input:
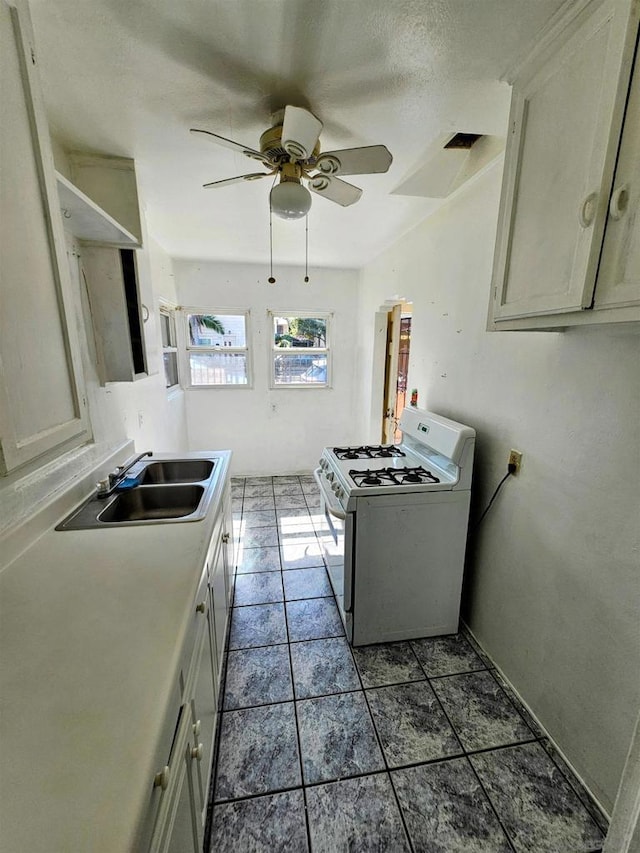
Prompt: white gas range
<box><xmin>314</xmin><ymin>407</ymin><xmax>475</xmax><ymax>646</ymax></box>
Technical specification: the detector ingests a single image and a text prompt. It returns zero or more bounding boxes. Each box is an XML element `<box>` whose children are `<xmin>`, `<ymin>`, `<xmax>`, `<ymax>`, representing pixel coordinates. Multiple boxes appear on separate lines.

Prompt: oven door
<box><xmin>314</xmin><ymin>468</ymin><xmax>354</xmax><ymax>640</ymax></box>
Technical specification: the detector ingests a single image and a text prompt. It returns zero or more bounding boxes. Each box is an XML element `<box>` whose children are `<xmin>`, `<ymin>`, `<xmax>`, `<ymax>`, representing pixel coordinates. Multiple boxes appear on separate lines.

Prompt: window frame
<box><xmin>159</xmin><ymin>301</ymin><xmax>180</xmax><ymax>392</ymax></box>
<box><xmin>268</xmin><ymin>310</ymin><xmax>332</xmax><ymax>389</ymax></box>
<box><xmin>182</xmin><ymin>306</ymin><xmax>252</xmax><ymax>389</ymax></box>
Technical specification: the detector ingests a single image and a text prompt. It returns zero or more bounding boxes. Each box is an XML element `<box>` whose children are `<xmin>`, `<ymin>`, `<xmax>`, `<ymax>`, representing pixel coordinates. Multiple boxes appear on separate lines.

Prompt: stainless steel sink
<box><xmin>56</xmin><ymin>456</ymin><xmax>219</xmax><ymax>530</ymax></box>
<box><xmin>98</xmin><ymin>485</ymin><xmax>205</xmax><ymax>523</ymax></box>
<box><xmin>138</xmin><ymin>459</ymin><xmax>215</xmax><ymax>485</ymax></box>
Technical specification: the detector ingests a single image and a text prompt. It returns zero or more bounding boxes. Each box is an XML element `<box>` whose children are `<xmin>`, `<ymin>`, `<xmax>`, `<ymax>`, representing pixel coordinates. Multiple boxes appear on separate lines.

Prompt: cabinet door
<box><xmin>595</xmin><ymin>46</ymin><xmax>640</xmax><ymax>309</ymax></box>
<box><xmin>211</xmin><ymin>537</ymin><xmax>228</xmax><ymax>676</ymax></box>
<box><xmin>190</xmin><ymin>607</ymin><xmax>218</xmax><ymax>826</ymax></box>
<box><xmin>80</xmin><ymin>246</ymin><xmax>149</xmax><ymax>383</ymax></box>
<box><xmin>492</xmin><ymin>0</ymin><xmax>638</xmax><ymax>321</ymax></box>
<box><xmin>150</xmin><ymin>705</ymin><xmax>200</xmax><ymax>853</ymax></box>
<box><xmin>221</xmin><ymin>485</ymin><xmax>234</xmax><ymax>608</ymax></box>
<box><xmin>0</xmin><ymin>0</ymin><xmax>89</xmax><ymax>473</ymax></box>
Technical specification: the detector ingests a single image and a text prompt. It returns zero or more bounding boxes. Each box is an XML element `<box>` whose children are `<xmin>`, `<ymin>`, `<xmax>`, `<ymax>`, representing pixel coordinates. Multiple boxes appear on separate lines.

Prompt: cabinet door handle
<box><xmin>193</xmin><ymin>719</ymin><xmax>201</xmax><ymax>736</ymax></box>
<box><xmin>153</xmin><ymin>765</ymin><xmax>170</xmax><ymax>790</ymax></box>
<box><xmin>195</xmin><ymin>600</ymin><xmax>207</xmax><ymax>614</ymax></box>
<box><xmin>609</xmin><ymin>184</ymin><xmax>629</xmax><ymax>221</ymax></box>
<box><xmin>191</xmin><ymin>743</ymin><xmax>204</xmax><ymax>761</ymax></box>
<box><xmin>578</xmin><ymin>192</ymin><xmax>598</xmax><ymax>228</ymax></box>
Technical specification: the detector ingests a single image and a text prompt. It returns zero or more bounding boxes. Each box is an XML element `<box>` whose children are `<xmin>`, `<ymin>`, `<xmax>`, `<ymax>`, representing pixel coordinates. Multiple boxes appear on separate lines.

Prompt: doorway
<box><xmin>376</xmin><ymin>301</ymin><xmax>412</xmax><ymax>444</ymax></box>
<box><xmin>393</xmin><ymin>314</ymin><xmax>412</xmax><ymax>441</ymax></box>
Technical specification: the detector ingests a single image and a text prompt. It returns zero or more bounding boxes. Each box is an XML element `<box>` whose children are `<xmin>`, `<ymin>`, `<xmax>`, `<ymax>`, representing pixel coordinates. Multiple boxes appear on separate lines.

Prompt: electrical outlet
<box><xmin>508</xmin><ymin>449</ymin><xmax>523</xmax><ymax>474</ymax></box>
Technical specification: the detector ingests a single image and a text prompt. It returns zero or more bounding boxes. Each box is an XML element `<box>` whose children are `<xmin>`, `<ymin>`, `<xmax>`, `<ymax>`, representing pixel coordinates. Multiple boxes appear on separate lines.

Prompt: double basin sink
<box><xmin>57</xmin><ymin>458</ymin><xmax>218</xmax><ymax>530</ymax></box>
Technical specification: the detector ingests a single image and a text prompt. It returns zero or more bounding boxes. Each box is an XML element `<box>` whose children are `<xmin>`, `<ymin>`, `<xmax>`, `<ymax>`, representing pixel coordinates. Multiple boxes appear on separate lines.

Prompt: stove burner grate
<box><xmin>349</xmin><ymin>466</ymin><xmax>441</xmax><ymax>488</ymax></box>
<box><xmin>334</xmin><ymin>445</ymin><xmax>405</xmax><ymax>460</ymax></box>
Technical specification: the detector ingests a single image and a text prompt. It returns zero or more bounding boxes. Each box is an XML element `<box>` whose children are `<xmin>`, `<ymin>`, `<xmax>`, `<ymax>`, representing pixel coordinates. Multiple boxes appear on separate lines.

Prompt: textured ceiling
<box><xmin>29</xmin><ymin>0</ymin><xmax>565</xmax><ymax>268</ymax></box>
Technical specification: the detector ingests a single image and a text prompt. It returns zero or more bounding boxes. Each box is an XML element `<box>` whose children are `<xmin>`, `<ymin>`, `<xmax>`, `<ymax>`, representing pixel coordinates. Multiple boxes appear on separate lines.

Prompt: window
<box><xmin>185</xmin><ymin>309</ymin><xmax>251</xmax><ymax>387</ymax></box>
<box><xmin>160</xmin><ymin>305</ymin><xmax>179</xmax><ymax>389</ymax></box>
<box><xmin>269</xmin><ymin>312</ymin><xmax>331</xmax><ymax>387</ymax></box>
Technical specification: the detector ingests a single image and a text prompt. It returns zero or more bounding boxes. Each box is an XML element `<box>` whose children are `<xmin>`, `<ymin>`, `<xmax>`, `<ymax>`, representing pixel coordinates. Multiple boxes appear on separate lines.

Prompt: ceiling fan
<box><xmin>190</xmin><ymin>105</ymin><xmax>392</xmax><ymax>220</ymax></box>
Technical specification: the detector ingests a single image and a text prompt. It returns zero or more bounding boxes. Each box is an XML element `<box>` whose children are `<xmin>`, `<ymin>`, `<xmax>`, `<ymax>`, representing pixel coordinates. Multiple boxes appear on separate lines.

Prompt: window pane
<box><xmin>163</xmin><ymin>352</ymin><xmax>178</xmax><ymax>388</ymax></box>
<box><xmin>274</xmin><ymin>353</ymin><xmax>327</xmax><ymax>385</ymax></box>
<box><xmin>190</xmin><ymin>352</ymin><xmax>249</xmax><ymax>386</ymax></box>
<box><xmin>160</xmin><ymin>313</ymin><xmax>172</xmax><ymax>347</ymax></box>
<box><xmin>273</xmin><ymin>316</ymin><xmax>327</xmax><ymax>348</ymax></box>
<box><xmin>188</xmin><ymin>313</ymin><xmax>246</xmax><ymax>347</ymax></box>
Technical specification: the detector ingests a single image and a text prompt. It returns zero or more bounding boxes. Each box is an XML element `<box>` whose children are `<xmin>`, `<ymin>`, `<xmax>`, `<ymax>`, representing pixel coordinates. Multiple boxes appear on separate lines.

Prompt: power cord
<box><xmin>475</xmin><ymin>463</ymin><xmax>516</xmax><ymax>527</ymax></box>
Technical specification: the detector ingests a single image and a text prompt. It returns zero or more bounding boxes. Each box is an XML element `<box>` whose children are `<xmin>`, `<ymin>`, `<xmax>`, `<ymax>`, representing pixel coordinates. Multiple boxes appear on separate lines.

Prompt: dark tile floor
<box><xmin>207</xmin><ymin>475</ymin><xmax>608</xmax><ymax>853</ymax></box>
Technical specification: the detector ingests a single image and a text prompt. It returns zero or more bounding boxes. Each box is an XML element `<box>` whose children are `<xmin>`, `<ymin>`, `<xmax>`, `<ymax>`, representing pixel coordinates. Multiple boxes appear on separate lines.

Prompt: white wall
<box><xmin>173</xmin><ymin>260</ymin><xmax>361</xmax><ymax>475</ymax></box>
<box><xmin>0</xmin><ymin>232</ymin><xmax>188</xmax><ymax>537</ymax></box>
<box><xmin>356</xmin><ymin>163</ymin><xmax>640</xmax><ymax>812</ymax></box>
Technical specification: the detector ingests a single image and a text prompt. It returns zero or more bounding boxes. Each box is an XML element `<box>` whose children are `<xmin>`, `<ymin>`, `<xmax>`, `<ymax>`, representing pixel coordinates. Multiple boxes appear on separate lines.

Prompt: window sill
<box><xmin>166</xmin><ymin>386</ymin><xmax>184</xmax><ymax>403</ymax></box>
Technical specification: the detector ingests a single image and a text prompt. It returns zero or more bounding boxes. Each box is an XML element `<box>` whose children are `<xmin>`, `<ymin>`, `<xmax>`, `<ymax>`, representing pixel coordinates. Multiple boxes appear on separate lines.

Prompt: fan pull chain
<box><xmin>304</xmin><ymin>215</ymin><xmax>310</xmax><ymax>283</ymax></box>
<box><xmin>268</xmin><ymin>204</ymin><xmax>276</xmax><ymax>284</ymax></box>
<box><xmin>268</xmin><ymin>176</ymin><xmax>277</xmax><ymax>284</ymax></box>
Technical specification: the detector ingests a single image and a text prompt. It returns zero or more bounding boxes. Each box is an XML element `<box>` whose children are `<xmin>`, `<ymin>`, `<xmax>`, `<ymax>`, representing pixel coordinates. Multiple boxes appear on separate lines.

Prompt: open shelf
<box><xmin>55</xmin><ymin>171</ymin><xmax>140</xmax><ymax>247</ymax></box>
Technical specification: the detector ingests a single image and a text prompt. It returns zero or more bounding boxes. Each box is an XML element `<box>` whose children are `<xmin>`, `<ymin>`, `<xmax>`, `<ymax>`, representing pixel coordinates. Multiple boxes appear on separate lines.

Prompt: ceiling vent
<box><xmin>392</xmin><ymin>133</ymin><xmax>504</xmax><ymax>199</ymax></box>
<box><xmin>444</xmin><ymin>133</ymin><xmax>482</xmax><ymax>150</ymax></box>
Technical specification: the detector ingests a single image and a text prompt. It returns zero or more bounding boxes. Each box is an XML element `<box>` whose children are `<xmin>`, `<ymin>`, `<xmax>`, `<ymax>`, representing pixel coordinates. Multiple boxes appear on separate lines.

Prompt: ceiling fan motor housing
<box><xmin>260</xmin><ymin>123</ymin><xmax>320</xmax><ymax>165</ymax></box>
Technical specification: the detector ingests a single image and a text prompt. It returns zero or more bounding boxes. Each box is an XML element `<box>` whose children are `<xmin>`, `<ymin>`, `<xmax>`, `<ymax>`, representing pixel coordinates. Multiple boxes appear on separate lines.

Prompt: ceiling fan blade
<box><xmin>314</xmin><ymin>145</ymin><xmax>393</xmax><ymax>176</ymax></box>
<box><xmin>308</xmin><ymin>175</ymin><xmax>362</xmax><ymax>207</ymax></box>
<box><xmin>281</xmin><ymin>105</ymin><xmax>323</xmax><ymax>160</ymax></box>
<box><xmin>190</xmin><ymin>128</ymin><xmax>270</xmax><ymax>164</ymax></box>
<box><xmin>203</xmin><ymin>172</ymin><xmax>272</xmax><ymax>189</ymax></box>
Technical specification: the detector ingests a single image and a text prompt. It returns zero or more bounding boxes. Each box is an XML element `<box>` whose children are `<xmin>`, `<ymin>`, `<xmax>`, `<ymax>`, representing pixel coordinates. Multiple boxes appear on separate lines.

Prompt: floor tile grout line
<box><xmin>281</xmin><ymin>576</ymin><xmax>314</xmax><ymax>853</ymax></box>
<box><xmin>233</xmin><ymin>593</ymin><xmax>333</xmax><ymax>609</ymax></box>
<box><xmin>206</xmin><ymin>559</ymin><xmax>240</xmax><ymax>851</ymax></box>
<box><xmin>427</xmin><ymin>664</ymin><xmax>493</xmax><ymax>679</ymax></box>
<box><xmin>344</xmin><ymin>635</ymin><xmax>417</xmax><ymax>853</ymax></box>
<box><xmin>463</xmin><ymin>753</ymin><xmax>519</xmax><ymax>853</ymax></box>
<box><xmin>212</xmin><ymin>767</ymin><xmax>394</xmax><ymax>808</ymax></box>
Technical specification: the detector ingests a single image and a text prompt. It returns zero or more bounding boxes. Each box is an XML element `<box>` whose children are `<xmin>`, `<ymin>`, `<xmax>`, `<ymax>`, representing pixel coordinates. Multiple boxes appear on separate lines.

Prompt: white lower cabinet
<box><xmin>147</xmin><ymin>491</ymin><xmax>232</xmax><ymax>852</ymax></box>
<box><xmin>152</xmin><ymin>703</ymin><xmax>201</xmax><ymax>853</ymax></box>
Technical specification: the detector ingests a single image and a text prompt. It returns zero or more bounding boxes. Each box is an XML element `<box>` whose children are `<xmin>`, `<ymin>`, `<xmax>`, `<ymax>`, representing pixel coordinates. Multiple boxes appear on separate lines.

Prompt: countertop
<box><xmin>0</xmin><ymin>450</ymin><xmax>232</xmax><ymax>853</ymax></box>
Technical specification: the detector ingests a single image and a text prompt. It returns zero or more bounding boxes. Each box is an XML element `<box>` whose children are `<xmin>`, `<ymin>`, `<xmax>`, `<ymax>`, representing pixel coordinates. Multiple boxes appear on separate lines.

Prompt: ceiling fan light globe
<box><xmin>270</xmin><ymin>181</ymin><xmax>312</xmax><ymax>220</ymax></box>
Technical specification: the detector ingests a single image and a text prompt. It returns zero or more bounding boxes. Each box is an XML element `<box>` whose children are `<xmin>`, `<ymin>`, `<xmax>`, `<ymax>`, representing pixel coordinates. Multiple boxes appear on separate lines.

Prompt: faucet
<box><xmin>96</xmin><ymin>451</ymin><xmax>153</xmax><ymax>498</ymax></box>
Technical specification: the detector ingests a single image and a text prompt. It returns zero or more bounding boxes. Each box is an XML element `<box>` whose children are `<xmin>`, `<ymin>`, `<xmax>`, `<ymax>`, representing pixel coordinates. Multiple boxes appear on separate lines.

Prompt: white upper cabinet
<box><xmin>489</xmin><ymin>0</ymin><xmax>640</xmax><ymax>330</ymax></box>
<box><xmin>0</xmin><ymin>0</ymin><xmax>90</xmax><ymax>475</ymax></box>
<box><xmin>594</xmin><ymin>47</ymin><xmax>640</xmax><ymax>309</ymax></box>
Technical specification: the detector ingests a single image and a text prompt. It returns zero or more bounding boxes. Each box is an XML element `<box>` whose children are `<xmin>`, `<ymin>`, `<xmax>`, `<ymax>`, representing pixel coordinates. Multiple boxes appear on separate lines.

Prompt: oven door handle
<box><xmin>313</xmin><ymin>468</ymin><xmax>347</xmax><ymax>520</ymax></box>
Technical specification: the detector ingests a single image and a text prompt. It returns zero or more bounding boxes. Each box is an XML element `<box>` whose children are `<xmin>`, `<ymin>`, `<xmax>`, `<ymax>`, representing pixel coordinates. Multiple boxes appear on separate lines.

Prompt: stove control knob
<box><xmin>319</xmin><ymin>458</ymin><xmax>326</xmax><ymax>470</ymax></box>
<box><xmin>331</xmin><ymin>481</ymin><xmax>340</xmax><ymax>493</ymax></box>
<box><xmin>327</xmin><ymin>471</ymin><xmax>334</xmax><ymax>482</ymax></box>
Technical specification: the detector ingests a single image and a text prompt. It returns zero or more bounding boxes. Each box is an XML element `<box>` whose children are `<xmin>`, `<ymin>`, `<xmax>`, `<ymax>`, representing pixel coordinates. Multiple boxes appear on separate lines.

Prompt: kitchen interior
<box><xmin>1</xmin><ymin>0</ymin><xmax>639</xmax><ymax>851</ymax></box>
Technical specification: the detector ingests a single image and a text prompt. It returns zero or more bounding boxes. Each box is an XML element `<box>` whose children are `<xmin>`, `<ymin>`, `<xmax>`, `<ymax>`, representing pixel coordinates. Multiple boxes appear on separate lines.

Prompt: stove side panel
<box><xmin>351</xmin><ymin>491</ymin><xmax>471</xmax><ymax>646</ymax></box>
